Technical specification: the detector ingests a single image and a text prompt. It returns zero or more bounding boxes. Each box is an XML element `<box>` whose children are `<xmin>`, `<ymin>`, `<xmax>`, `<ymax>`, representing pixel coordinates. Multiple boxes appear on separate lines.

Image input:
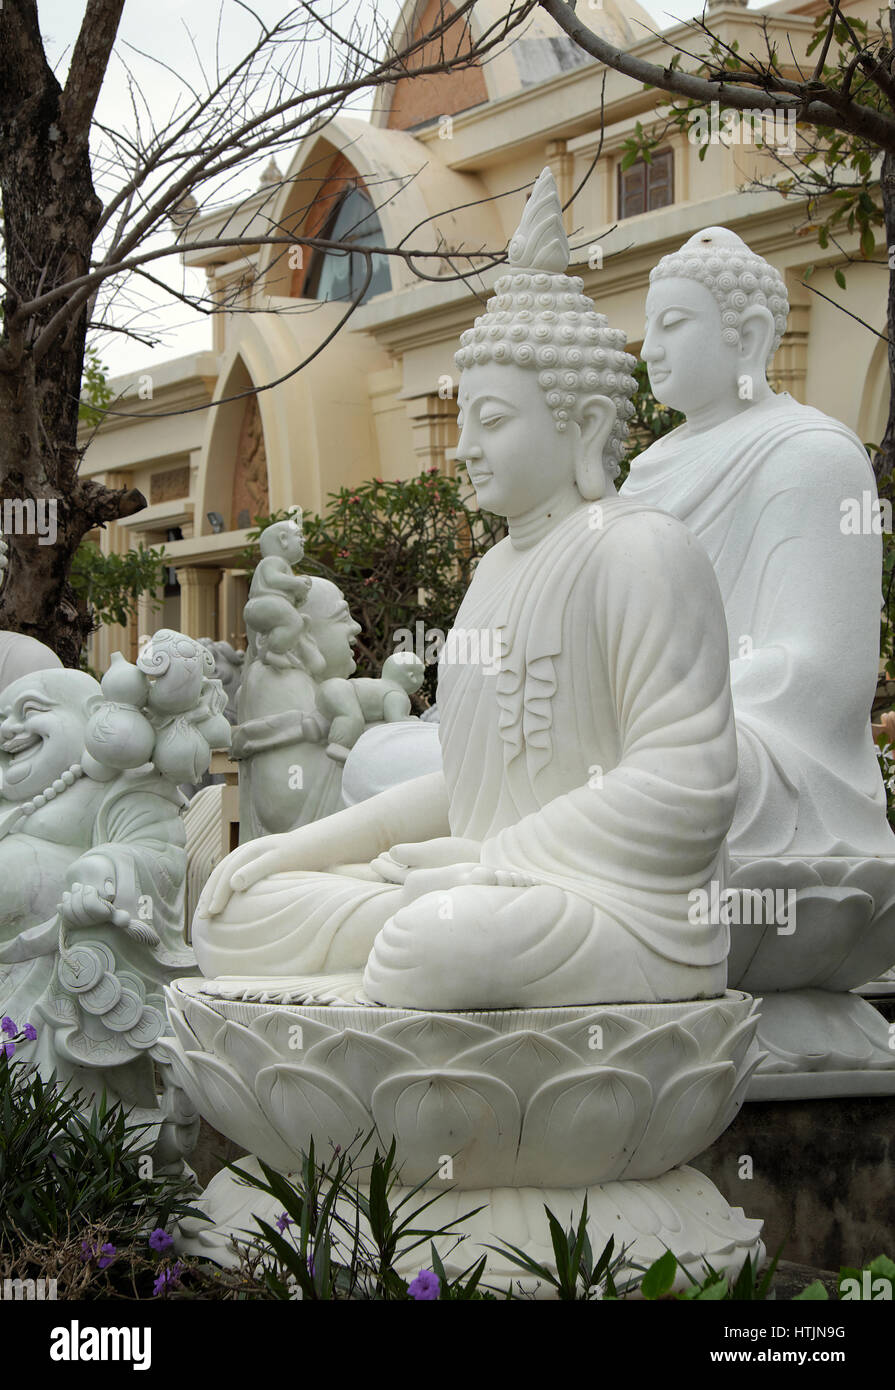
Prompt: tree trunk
<box><xmin>0</xmin><ymin>0</ymin><xmax>143</xmax><ymax>666</ymax></box>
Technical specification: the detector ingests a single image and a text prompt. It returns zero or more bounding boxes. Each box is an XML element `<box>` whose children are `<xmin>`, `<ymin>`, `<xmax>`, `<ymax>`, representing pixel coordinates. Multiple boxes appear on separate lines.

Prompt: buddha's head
<box><xmin>454</xmin><ymin>168</ymin><xmax>637</xmax><ymax>514</ymax></box>
<box><xmin>643</xmin><ymin>227</ymin><xmax>789</xmax><ymax>419</ymax></box>
<box><xmin>260</xmin><ymin>515</ymin><xmax>304</xmax><ymax>566</ymax></box>
<box><xmin>0</xmin><ymin>668</ymin><xmax>100</xmax><ymax>800</ymax></box>
<box><xmin>302</xmin><ymin>579</ymin><xmax>361</xmax><ymax>680</ymax></box>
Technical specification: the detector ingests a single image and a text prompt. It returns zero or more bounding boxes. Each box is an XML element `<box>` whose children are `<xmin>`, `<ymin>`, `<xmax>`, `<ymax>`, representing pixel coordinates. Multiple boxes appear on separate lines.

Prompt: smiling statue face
<box><xmin>642</xmin><ymin>278</ymin><xmax>743</xmax><ymax>418</ymax></box>
<box><xmin>303</xmin><ymin>582</ymin><xmax>361</xmax><ymax>680</ymax></box>
<box><xmin>0</xmin><ymin>672</ymin><xmax>97</xmax><ymax>801</ymax></box>
<box><xmin>456</xmin><ymin>364</ymin><xmax>577</xmax><ymax>518</ymax></box>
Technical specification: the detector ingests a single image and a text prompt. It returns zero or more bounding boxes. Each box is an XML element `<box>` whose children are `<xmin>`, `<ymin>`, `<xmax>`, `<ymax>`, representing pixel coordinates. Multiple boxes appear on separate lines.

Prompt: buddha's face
<box><xmin>456</xmin><ymin>364</ymin><xmax>577</xmax><ymax>517</ymax></box>
<box><xmin>308</xmin><ymin>595</ymin><xmax>361</xmax><ymax>679</ymax></box>
<box><xmin>0</xmin><ymin>677</ymin><xmax>91</xmax><ymax>801</ymax></box>
<box><xmin>642</xmin><ymin>278</ymin><xmax>744</xmax><ymax>417</ymax></box>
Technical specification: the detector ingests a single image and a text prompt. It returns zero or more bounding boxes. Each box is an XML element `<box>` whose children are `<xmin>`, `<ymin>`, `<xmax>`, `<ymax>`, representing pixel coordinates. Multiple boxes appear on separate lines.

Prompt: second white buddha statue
<box><xmin>623</xmin><ymin>228</ymin><xmax>895</xmax><ymax>1091</ymax></box>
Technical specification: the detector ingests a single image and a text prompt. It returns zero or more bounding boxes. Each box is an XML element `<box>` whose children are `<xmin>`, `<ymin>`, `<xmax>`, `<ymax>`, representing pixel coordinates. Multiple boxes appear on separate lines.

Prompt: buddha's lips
<box><xmin>649</xmin><ymin>368</ymin><xmax>670</xmax><ymax>384</ymax></box>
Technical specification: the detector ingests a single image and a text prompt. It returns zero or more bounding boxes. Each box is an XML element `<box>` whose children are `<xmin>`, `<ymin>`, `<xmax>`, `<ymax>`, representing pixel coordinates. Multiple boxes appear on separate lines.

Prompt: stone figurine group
<box><xmin>2</xmin><ymin>168</ymin><xmax>893</xmax><ymax>1286</ymax></box>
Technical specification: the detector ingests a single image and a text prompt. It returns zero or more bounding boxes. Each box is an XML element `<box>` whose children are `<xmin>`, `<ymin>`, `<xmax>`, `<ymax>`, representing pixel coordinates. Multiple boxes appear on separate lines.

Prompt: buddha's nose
<box><xmin>641</xmin><ymin>327</ymin><xmax>662</xmax><ymax>362</ymax></box>
<box><xmin>0</xmin><ymin>713</ymin><xmax>23</xmax><ymax>745</ymax></box>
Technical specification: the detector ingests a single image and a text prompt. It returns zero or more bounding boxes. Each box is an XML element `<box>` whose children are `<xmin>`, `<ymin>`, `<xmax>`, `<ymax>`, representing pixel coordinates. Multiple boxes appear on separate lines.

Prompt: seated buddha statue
<box><xmin>622</xmin><ymin>228</ymin><xmax>895</xmax><ymax>1002</ymax></box>
<box><xmin>194</xmin><ymin>168</ymin><xmax>739</xmax><ymax>1012</ymax></box>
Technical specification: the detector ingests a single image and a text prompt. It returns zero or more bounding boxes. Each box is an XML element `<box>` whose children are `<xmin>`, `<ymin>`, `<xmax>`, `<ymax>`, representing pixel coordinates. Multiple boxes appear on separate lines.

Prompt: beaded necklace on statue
<box><xmin>2</xmin><ymin>762</ymin><xmax>85</xmax><ymax>838</ymax></box>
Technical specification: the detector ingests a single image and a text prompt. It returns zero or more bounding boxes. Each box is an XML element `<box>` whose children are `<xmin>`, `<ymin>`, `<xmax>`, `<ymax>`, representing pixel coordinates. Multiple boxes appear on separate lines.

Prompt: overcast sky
<box><xmin>35</xmin><ymin>0</ymin><xmax>725</xmax><ymax>380</ymax></box>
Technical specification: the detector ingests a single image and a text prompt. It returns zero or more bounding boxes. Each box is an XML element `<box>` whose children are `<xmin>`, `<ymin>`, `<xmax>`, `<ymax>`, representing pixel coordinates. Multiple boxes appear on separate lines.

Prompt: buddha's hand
<box><xmin>201</xmin><ymin>823</ymin><xmax>339</xmax><ymax>916</ymax></box>
<box><xmin>401</xmin><ymin>863</ymin><xmax>535</xmax><ymax>900</ymax></box>
<box><xmin>371</xmin><ymin>837</ymin><xmax>483</xmax><ymax>884</ymax></box>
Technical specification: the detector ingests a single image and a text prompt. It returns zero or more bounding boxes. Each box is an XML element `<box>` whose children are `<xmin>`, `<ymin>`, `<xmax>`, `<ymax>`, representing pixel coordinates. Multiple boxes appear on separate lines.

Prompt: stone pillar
<box><xmin>136</xmin><ymin>582</ymin><xmax>163</xmax><ymax>650</ymax></box>
<box><xmin>91</xmin><ymin>475</ymin><xmax>135</xmax><ymax>671</ymax></box>
<box><xmin>404</xmin><ymin>394</ymin><xmax>458</xmax><ymax>477</ymax></box>
<box><xmin>773</xmin><ymin>272</ymin><xmax>811</xmax><ymax>403</ymax></box>
<box><xmin>218</xmin><ymin>569</ymin><xmax>248</xmax><ymax>648</ymax></box>
<box><xmin>176</xmin><ymin>566</ymin><xmax>220</xmax><ymax>639</ymax></box>
<box><xmin>546</xmin><ymin>139</ymin><xmax>574</xmax><ymax>235</ymax></box>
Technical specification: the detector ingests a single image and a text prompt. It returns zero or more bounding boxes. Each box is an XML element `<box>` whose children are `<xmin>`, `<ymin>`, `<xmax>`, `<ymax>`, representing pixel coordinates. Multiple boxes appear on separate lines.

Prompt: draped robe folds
<box><xmin>0</xmin><ymin>772</ymin><xmax>191</xmax><ymax>1099</ymax></box>
<box><xmin>621</xmin><ymin>391</ymin><xmax>895</xmax><ymax>860</ymax></box>
<box><xmin>193</xmin><ymin>498</ymin><xmax>740</xmax><ymax>1008</ymax></box>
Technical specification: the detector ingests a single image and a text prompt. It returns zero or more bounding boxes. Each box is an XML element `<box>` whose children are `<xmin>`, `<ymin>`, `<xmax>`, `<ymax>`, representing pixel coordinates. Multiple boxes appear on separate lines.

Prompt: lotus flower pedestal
<box><xmin>728</xmin><ymin>859</ymin><xmax>895</xmax><ymax>1098</ymax></box>
<box><xmin>165</xmin><ymin>976</ymin><xmax>764</xmax><ymax>1292</ymax></box>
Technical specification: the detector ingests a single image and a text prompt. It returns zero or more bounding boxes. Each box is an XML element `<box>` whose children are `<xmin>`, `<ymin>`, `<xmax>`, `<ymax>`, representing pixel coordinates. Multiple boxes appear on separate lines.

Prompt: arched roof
<box><xmin>371</xmin><ymin>0</ymin><xmax>657</xmax><ymax>128</ymax></box>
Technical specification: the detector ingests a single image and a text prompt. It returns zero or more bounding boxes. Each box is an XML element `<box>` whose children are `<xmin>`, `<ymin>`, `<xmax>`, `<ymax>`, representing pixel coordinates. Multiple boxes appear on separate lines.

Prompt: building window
<box><xmin>618</xmin><ymin>150</ymin><xmax>674</xmax><ymax>220</ymax></box>
<box><xmin>304</xmin><ymin>186</ymin><xmax>392</xmax><ymax>304</ymax></box>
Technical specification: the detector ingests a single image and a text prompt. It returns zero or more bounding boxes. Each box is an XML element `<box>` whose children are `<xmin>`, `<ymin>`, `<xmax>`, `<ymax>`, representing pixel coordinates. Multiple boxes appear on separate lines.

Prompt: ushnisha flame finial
<box><xmin>454</xmin><ymin>166</ymin><xmax>637</xmax><ymax>475</ymax></box>
<box><xmin>507</xmin><ymin>167</ymin><xmax>570</xmax><ymax>274</ymax></box>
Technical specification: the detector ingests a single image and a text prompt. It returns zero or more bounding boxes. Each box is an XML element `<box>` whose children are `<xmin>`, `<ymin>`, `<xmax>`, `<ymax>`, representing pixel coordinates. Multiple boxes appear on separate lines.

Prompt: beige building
<box><xmin>81</xmin><ymin>0</ymin><xmax>888</xmax><ymax>669</ymax></box>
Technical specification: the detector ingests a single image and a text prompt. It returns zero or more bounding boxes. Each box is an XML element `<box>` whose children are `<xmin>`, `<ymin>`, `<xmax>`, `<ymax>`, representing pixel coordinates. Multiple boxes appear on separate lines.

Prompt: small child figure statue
<box><xmin>243</xmin><ymin>516</ymin><xmax>312</xmax><ymax>670</ymax></box>
<box><xmin>317</xmin><ymin>651</ymin><xmax>425</xmax><ymax>763</ymax></box>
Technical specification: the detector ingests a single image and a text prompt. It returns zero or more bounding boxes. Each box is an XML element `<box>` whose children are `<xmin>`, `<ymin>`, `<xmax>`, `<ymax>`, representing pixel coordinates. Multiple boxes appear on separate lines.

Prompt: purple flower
<box><xmin>148</xmin><ymin>1228</ymin><xmax>174</xmax><ymax>1252</ymax></box>
<box><xmin>80</xmin><ymin>1240</ymin><xmax>116</xmax><ymax>1269</ymax></box>
<box><xmin>408</xmin><ymin>1269</ymin><xmax>440</xmax><ymax>1301</ymax></box>
<box><xmin>1</xmin><ymin>1016</ymin><xmax>16</xmax><ymax>1038</ymax></box>
<box><xmin>275</xmin><ymin>1213</ymin><xmax>292</xmax><ymax>1233</ymax></box>
<box><xmin>153</xmin><ymin>1261</ymin><xmax>183</xmax><ymax>1296</ymax></box>
<box><xmin>307</xmin><ymin>1254</ymin><xmax>315</xmax><ymax>1278</ymax></box>
<box><xmin>22</xmin><ymin>1023</ymin><xmax>37</xmax><ymax>1041</ymax></box>
<box><xmin>1</xmin><ymin>1043</ymin><xmax>15</xmax><ymax>1060</ymax></box>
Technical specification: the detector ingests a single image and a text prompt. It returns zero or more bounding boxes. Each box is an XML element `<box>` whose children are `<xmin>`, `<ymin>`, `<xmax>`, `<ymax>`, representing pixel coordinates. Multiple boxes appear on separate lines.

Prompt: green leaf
<box><xmin>834</xmin><ymin>268</ymin><xmax>847</xmax><ymax>290</ymax></box>
<box><xmin>641</xmin><ymin>1248</ymin><xmax>677</xmax><ymax>1300</ymax></box>
<box><xmin>794</xmin><ymin>1280</ymin><xmax>829</xmax><ymax>1300</ymax></box>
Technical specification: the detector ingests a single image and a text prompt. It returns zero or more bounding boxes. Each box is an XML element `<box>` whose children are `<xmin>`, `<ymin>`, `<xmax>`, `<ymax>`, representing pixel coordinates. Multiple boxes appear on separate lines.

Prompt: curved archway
<box><xmin>258</xmin><ymin>116</ymin><xmax>502</xmax><ymax>298</ymax></box>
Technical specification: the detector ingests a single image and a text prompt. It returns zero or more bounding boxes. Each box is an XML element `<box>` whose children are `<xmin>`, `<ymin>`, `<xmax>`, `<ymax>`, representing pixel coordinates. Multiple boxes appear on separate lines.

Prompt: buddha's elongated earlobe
<box><xmin>573</xmin><ymin>395</ymin><xmax>616</xmax><ymax>501</ymax></box>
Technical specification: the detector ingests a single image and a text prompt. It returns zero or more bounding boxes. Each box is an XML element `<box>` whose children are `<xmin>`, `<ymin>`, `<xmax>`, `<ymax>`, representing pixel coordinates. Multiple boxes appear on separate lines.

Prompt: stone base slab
<box><xmin>174</xmin><ymin>1157</ymin><xmax>763</xmax><ymax>1296</ymax></box>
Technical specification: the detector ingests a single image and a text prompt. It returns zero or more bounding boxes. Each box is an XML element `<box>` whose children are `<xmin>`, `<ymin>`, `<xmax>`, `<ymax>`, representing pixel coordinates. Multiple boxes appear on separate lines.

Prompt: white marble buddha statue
<box><xmin>622</xmin><ymin>228</ymin><xmax>895</xmax><ymax>1006</ymax></box>
<box><xmin>193</xmin><ymin>169</ymin><xmax>739</xmax><ymax>1011</ymax></box>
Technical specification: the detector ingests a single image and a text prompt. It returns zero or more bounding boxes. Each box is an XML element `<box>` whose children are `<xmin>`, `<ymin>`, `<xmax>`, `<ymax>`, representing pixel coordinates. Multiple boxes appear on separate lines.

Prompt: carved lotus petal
<box><xmin>714</xmin><ymin>1049</ymin><xmax>767</xmax><ymax>1134</ymax></box>
<box><xmin>546</xmin><ymin>1009</ymin><xmax>648</xmax><ymax>1062</ymax></box>
<box><xmin>303</xmin><ymin>1030</ymin><xmax>416</xmax><ymax>1099</ymax></box>
<box><xmin>212</xmin><ymin>1020</ymin><xmax>281</xmax><ymax>1080</ymax></box>
<box><xmin>171</xmin><ymin>1049</ymin><xmax>297</xmax><ymax>1171</ymax></box>
<box><xmin>177</xmin><ymin>992</ymin><xmax>230</xmax><ymax>1051</ymax></box>
<box><xmin>248</xmin><ymin>1008</ymin><xmax>336</xmax><ymax>1058</ymax></box>
<box><xmin>451</xmin><ymin>1031</ymin><xmax>581</xmax><ymax>1109</ymax></box>
<box><xmin>371</xmin><ymin>1069</ymin><xmax>520</xmax><ymax>1188</ymax></box>
<box><xmin>376</xmin><ymin>1014</ymin><xmax>497</xmax><ymax>1066</ymax></box>
<box><xmin>608</xmin><ymin>1022</ymin><xmax>702</xmax><ymax>1093</ymax></box>
<box><xmin>516</xmin><ymin>1067</ymin><xmax>652</xmax><ymax>1186</ymax></box>
<box><xmin>255</xmin><ymin>1063</ymin><xmax>372</xmax><ymax>1159</ymax></box>
<box><xmin>755</xmin><ymin>990</ymin><xmax>880</xmax><ymax>1070</ymax></box>
<box><xmin>676</xmin><ymin>1003</ymin><xmax>734</xmax><ymax>1058</ymax></box>
<box><xmin>622</xmin><ymin>1062</ymin><xmax>736</xmax><ymax>1179</ymax></box>
<box><xmin>166</xmin><ymin>999</ymin><xmax>202</xmax><ymax>1053</ymax></box>
<box><xmin>731</xmin><ymin>886</ymin><xmax>873</xmax><ymax>992</ymax></box>
<box><xmin>717</xmin><ymin>1017</ymin><xmax>761</xmax><ymax>1073</ymax></box>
